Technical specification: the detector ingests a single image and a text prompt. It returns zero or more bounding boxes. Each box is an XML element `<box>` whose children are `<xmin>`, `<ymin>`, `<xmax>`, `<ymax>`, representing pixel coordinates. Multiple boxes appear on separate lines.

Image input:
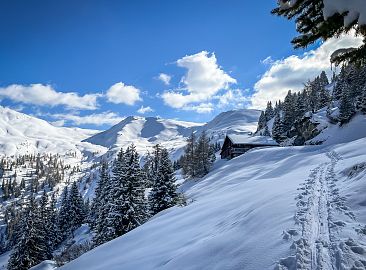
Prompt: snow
<box><xmin>0</xmin><ymin>252</ymin><xmax>9</xmax><ymax>270</ymax></box>
<box><xmin>311</xmin><ymin>113</ymin><xmax>366</xmax><ymax>145</ymax></box>
<box><xmin>60</xmin><ymin>115</ymin><xmax>366</xmax><ymax>270</ymax></box>
<box><xmin>29</xmin><ymin>261</ymin><xmax>57</xmax><ymax>270</ymax></box>
<box><xmin>227</xmin><ymin>134</ymin><xmax>278</xmax><ymax>146</ymax></box>
<box><xmin>0</xmin><ymin>106</ymin><xmax>107</xmax><ymax>157</ymax></box>
<box><xmin>84</xmin><ymin>116</ymin><xmax>202</xmax><ymax>160</ymax></box>
<box><xmin>280</xmin><ymin>0</ymin><xmax>366</xmax><ymax>27</ymax></box>
<box><xmin>323</xmin><ymin>0</ymin><xmax>366</xmax><ymax>26</ymax></box>
<box><xmin>84</xmin><ymin>109</ymin><xmax>261</xmax><ymax>161</ymax></box>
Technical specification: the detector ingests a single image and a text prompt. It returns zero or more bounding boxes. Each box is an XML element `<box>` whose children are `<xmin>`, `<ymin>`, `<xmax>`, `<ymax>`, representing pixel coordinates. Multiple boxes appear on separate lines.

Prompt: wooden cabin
<box><xmin>220</xmin><ymin>134</ymin><xmax>279</xmax><ymax>159</ymax></box>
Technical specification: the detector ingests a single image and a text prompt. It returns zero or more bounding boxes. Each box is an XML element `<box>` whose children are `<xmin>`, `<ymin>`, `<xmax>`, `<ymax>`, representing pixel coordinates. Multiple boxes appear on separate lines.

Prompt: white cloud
<box><xmin>250</xmin><ymin>33</ymin><xmax>363</xmax><ymax>109</ymax></box>
<box><xmin>182</xmin><ymin>103</ymin><xmax>214</xmax><ymax>114</ymax></box>
<box><xmin>106</xmin><ymin>82</ymin><xmax>142</xmax><ymax>105</ymax></box>
<box><xmin>137</xmin><ymin>105</ymin><xmax>154</xmax><ymax>114</ymax></box>
<box><xmin>157</xmin><ymin>73</ymin><xmax>172</xmax><ymax>85</ymax></box>
<box><xmin>0</xmin><ymin>84</ymin><xmax>100</xmax><ymax>110</ymax></box>
<box><xmin>216</xmin><ymin>89</ymin><xmax>251</xmax><ymax>109</ymax></box>
<box><xmin>162</xmin><ymin>51</ymin><xmax>236</xmax><ymax>110</ymax></box>
<box><xmin>52</xmin><ymin>112</ymin><xmax>124</xmax><ymax>126</ymax></box>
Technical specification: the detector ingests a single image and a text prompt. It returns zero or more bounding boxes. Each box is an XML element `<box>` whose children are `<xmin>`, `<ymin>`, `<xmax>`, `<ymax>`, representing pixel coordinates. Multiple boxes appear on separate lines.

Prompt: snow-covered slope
<box><xmin>84</xmin><ymin>109</ymin><xmax>261</xmax><ymax>160</ymax></box>
<box><xmin>197</xmin><ymin>109</ymin><xmax>261</xmax><ymax>146</ymax></box>
<box><xmin>61</xmin><ymin>115</ymin><xmax>366</xmax><ymax>270</ymax></box>
<box><xmin>84</xmin><ymin>116</ymin><xmax>202</xmax><ymax>160</ymax></box>
<box><xmin>0</xmin><ymin>106</ymin><xmax>106</xmax><ymax>157</ymax></box>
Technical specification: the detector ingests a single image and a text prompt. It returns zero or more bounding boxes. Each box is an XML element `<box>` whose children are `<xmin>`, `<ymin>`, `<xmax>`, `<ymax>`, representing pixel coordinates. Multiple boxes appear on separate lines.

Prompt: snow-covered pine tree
<box><xmin>262</xmin><ymin>124</ymin><xmax>271</xmax><ymax>137</ymax></box>
<box><xmin>319</xmin><ymin>71</ymin><xmax>329</xmax><ymax>87</ymax></box>
<box><xmin>181</xmin><ymin>132</ymin><xmax>196</xmax><ymax>177</ymax></box>
<box><xmin>294</xmin><ymin>91</ymin><xmax>307</xmax><ymax>119</ymax></box>
<box><xmin>49</xmin><ymin>192</ymin><xmax>61</xmax><ymax>248</ymax></box>
<box><xmin>272</xmin><ymin>0</ymin><xmax>366</xmax><ymax>66</ymax></box>
<box><xmin>339</xmin><ymin>84</ymin><xmax>356</xmax><ymax>124</ymax></box>
<box><xmin>58</xmin><ymin>186</ymin><xmax>71</xmax><ymax>240</ymax></box>
<box><xmin>264</xmin><ymin>101</ymin><xmax>274</xmax><ymax>120</ymax></box>
<box><xmin>8</xmin><ymin>196</ymin><xmax>50</xmax><ymax>270</ymax></box>
<box><xmin>90</xmin><ymin>161</ymin><xmax>109</xmax><ymax>228</ymax></box>
<box><xmin>142</xmin><ymin>151</ymin><xmax>155</xmax><ymax>187</ymax></box>
<box><xmin>195</xmin><ymin>131</ymin><xmax>215</xmax><ymax>177</ymax></box>
<box><xmin>148</xmin><ymin>147</ymin><xmax>178</xmax><ymax>215</ymax></box>
<box><xmin>356</xmin><ymin>85</ymin><xmax>366</xmax><ymax>114</ymax></box>
<box><xmin>105</xmin><ymin>145</ymin><xmax>147</xmax><ymax>239</ymax></box>
<box><xmin>272</xmin><ymin>112</ymin><xmax>285</xmax><ymax>143</ymax></box>
<box><xmin>102</xmin><ymin>148</ymin><xmax>126</xmax><ymax>241</ymax></box>
<box><xmin>282</xmin><ymin>90</ymin><xmax>296</xmax><ymax>132</ymax></box>
<box><xmin>68</xmin><ymin>181</ymin><xmax>86</xmax><ymax>235</ymax></box>
<box><xmin>318</xmin><ymin>85</ymin><xmax>330</xmax><ymax>109</ymax></box>
<box><xmin>256</xmin><ymin>111</ymin><xmax>267</xmax><ymax>133</ymax></box>
<box><xmin>38</xmin><ymin>191</ymin><xmax>53</xmax><ymax>259</ymax></box>
<box><xmin>93</xmin><ymin>162</ymin><xmax>112</xmax><ymax>246</ymax></box>
<box><xmin>122</xmin><ymin>144</ymin><xmax>147</xmax><ymax>227</ymax></box>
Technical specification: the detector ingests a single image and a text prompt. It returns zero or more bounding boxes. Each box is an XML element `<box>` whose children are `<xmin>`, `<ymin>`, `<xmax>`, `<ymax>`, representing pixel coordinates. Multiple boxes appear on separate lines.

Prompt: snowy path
<box><xmin>277</xmin><ymin>151</ymin><xmax>366</xmax><ymax>270</ymax></box>
<box><xmin>308</xmin><ymin>162</ymin><xmax>333</xmax><ymax>270</ymax></box>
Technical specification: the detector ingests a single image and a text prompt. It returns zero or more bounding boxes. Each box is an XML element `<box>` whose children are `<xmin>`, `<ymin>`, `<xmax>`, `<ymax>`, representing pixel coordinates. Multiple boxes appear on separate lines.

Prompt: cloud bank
<box><xmin>250</xmin><ymin>33</ymin><xmax>363</xmax><ymax>109</ymax></box>
<box><xmin>0</xmin><ymin>84</ymin><xmax>100</xmax><ymax>110</ymax></box>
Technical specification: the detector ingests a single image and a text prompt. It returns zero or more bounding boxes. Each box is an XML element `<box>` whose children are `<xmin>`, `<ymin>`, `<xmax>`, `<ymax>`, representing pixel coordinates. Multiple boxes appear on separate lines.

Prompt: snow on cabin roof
<box><xmin>227</xmin><ymin>134</ymin><xmax>279</xmax><ymax>146</ymax></box>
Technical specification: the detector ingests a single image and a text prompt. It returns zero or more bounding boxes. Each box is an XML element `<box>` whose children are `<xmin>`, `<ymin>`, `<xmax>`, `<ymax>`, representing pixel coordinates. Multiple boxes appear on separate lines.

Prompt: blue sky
<box><xmin>0</xmin><ymin>0</ymin><xmax>361</xmax><ymax>129</ymax></box>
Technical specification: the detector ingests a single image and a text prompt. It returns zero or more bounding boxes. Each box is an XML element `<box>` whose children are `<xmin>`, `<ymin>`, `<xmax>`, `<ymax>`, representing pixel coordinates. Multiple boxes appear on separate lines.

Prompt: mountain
<box><xmin>83</xmin><ymin>116</ymin><xmax>202</xmax><ymax>160</ymax></box>
<box><xmin>83</xmin><ymin>109</ymin><xmax>261</xmax><ymax>160</ymax></box>
<box><xmin>60</xmin><ymin>115</ymin><xmax>366</xmax><ymax>270</ymax></box>
<box><xmin>0</xmin><ymin>106</ymin><xmax>106</xmax><ymax>157</ymax></box>
<box><xmin>197</xmin><ymin>109</ymin><xmax>261</xmax><ymax>144</ymax></box>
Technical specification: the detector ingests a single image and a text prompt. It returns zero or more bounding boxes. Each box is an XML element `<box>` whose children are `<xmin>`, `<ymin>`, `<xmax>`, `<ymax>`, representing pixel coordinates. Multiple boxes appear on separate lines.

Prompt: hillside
<box><xmin>83</xmin><ymin>109</ymin><xmax>261</xmax><ymax>160</ymax></box>
<box><xmin>0</xmin><ymin>106</ymin><xmax>106</xmax><ymax>157</ymax></box>
<box><xmin>60</xmin><ymin>116</ymin><xmax>366</xmax><ymax>270</ymax></box>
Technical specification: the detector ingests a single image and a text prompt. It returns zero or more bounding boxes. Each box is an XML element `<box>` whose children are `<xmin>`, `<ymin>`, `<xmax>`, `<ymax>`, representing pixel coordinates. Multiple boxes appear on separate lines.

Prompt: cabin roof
<box><xmin>226</xmin><ymin>134</ymin><xmax>279</xmax><ymax>146</ymax></box>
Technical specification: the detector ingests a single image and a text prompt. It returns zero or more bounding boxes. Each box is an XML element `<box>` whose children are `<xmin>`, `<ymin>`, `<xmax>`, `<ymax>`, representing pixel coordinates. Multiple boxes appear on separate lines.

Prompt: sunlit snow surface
<box><xmin>61</xmin><ymin>115</ymin><xmax>366</xmax><ymax>270</ymax></box>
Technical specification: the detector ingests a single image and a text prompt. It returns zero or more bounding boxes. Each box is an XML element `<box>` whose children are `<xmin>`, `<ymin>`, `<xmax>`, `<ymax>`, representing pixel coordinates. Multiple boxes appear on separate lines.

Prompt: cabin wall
<box><xmin>221</xmin><ymin>143</ymin><xmax>277</xmax><ymax>159</ymax></box>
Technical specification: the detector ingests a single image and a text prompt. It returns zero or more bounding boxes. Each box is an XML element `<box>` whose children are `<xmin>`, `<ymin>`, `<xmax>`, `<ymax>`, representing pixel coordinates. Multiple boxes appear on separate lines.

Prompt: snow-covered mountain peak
<box><xmin>0</xmin><ymin>106</ymin><xmax>105</xmax><ymax>157</ymax></box>
<box><xmin>83</xmin><ymin>109</ymin><xmax>261</xmax><ymax>159</ymax></box>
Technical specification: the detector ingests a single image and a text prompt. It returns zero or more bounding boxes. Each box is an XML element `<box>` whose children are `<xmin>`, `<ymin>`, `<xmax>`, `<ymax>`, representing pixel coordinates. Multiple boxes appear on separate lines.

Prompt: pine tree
<box><xmin>142</xmin><ymin>151</ymin><xmax>155</xmax><ymax>187</ymax></box>
<box><xmin>181</xmin><ymin>133</ymin><xmax>196</xmax><ymax>177</ymax></box>
<box><xmin>49</xmin><ymin>192</ymin><xmax>61</xmax><ymax>248</ymax></box>
<box><xmin>105</xmin><ymin>145</ymin><xmax>147</xmax><ymax>240</ymax></box>
<box><xmin>58</xmin><ymin>186</ymin><xmax>71</xmax><ymax>240</ymax></box>
<box><xmin>68</xmin><ymin>181</ymin><xmax>86</xmax><ymax>235</ymax></box>
<box><xmin>91</xmin><ymin>161</ymin><xmax>109</xmax><ymax>228</ymax></box>
<box><xmin>339</xmin><ymin>84</ymin><xmax>356</xmax><ymax>124</ymax></box>
<box><xmin>195</xmin><ymin>131</ymin><xmax>216</xmax><ymax>177</ymax></box>
<box><xmin>294</xmin><ymin>91</ymin><xmax>307</xmax><ymax>119</ymax></box>
<box><xmin>318</xmin><ymin>85</ymin><xmax>330</xmax><ymax>109</ymax></box>
<box><xmin>262</xmin><ymin>124</ymin><xmax>271</xmax><ymax>137</ymax></box>
<box><xmin>8</xmin><ymin>197</ymin><xmax>50</xmax><ymax>270</ymax></box>
<box><xmin>264</xmin><ymin>101</ymin><xmax>274</xmax><ymax>120</ymax></box>
<box><xmin>282</xmin><ymin>90</ymin><xmax>296</xmax><ymax>132</ymax></box>
<box><xmin>356</xmin><ymin>85</ymin><xmax>366</xmax><ymax>114</ymax></box>
<box><xmin>272</xmin><ymin>112</ymin><xmax>285</xmax><ymax>143</ymax></box>
<box><xmin>37</xmin><ymin>191</ymin><xmax>53</xmax><ymax>260</ymax></box>
<box><xmin>319</xmin><ymin>71</ymin><xmax>329</xmax><ymax>87</ymax></box>
<box><xmin>148</xmin><ymin>147</ymin><xmax>178</xmax><ymax>215</ymax></box>
<box><xmin>256</xmin><ymin>111</ymin><xmax>267</xmax><ymax>132</ymax></box>
<box><xmin>272</xmin><ymin>0</ymin><xmax>366</xmax><ymax>66</ymax></box>
<box><xmin>93</xmin><ymin>162</ymin><xmax>111</xmax><ymax>246</ymax></box>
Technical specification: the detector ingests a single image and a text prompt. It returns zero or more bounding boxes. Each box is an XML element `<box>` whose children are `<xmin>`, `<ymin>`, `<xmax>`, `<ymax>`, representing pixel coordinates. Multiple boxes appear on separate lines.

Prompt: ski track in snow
<box><xmin>278</xmin><ymin>151</ymin><xmax>366</xmax><ymax>270</ymax></box>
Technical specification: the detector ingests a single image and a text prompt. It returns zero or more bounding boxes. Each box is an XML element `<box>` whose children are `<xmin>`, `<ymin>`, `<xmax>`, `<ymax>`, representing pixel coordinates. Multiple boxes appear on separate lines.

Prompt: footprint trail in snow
<box><xmin>277</xmin><ymin>151</ymin><xmax>366</xmax><ymax>270</ymax></box>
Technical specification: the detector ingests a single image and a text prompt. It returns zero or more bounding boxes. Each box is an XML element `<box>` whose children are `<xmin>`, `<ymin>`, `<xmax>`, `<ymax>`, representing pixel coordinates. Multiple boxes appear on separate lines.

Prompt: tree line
<box><xmin>256</xmin><ymin>65</ymin><xmax>366</xmax><ymax>143</ymax></box>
